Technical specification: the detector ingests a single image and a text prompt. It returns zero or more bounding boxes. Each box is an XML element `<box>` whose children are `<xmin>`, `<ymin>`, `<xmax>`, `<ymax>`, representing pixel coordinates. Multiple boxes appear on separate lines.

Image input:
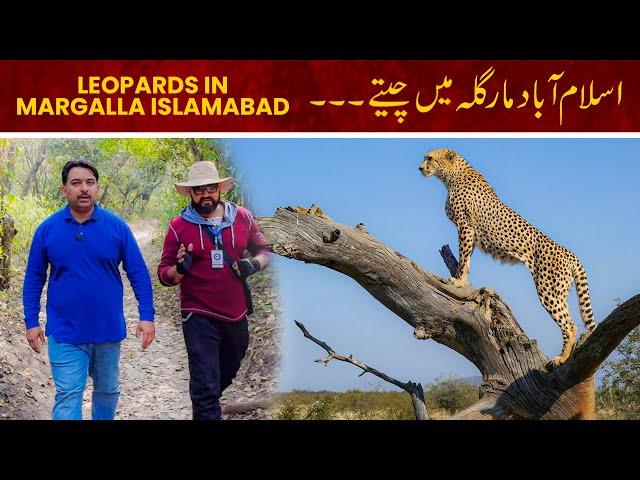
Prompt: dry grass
<box><xmin>269</xmin><ymin>380</ymin><xmax>479</xmax><ymax>420</ymax></box>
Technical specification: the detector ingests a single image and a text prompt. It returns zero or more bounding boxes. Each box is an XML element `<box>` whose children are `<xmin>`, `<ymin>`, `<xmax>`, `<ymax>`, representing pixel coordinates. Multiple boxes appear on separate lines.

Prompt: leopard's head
<box><xmin>419</xmin><ymin>148</ymin><xmax>466</xmax><ymax>178</ymax></box>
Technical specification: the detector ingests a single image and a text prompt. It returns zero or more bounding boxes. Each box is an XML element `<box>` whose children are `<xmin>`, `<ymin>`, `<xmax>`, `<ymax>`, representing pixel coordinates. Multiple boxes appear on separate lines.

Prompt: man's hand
<box><xmin>176</xmin><ymin>243</ymin><xmax>193</xmax><ymax>275</ymax></box>
<box><xmin>136</xmin><ymin>321</ymin><xmax>155</xmax><ymax>351</ymax></box>
<box><xmin>233</xmin><ymin>257</ymin><xmax>261</xmax><ymax>278</ymax></box>
<box><xmin>26</xmin><ymin>326</ymin><xmax>46</xmax><ymax>354</ymax></box>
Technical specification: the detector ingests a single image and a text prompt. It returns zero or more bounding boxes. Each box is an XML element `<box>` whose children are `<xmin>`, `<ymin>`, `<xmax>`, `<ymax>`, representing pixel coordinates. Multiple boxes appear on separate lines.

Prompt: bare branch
<box><xmin>439</xmin><ymin>244</ymin><xmax>459</xmax><ymax>277</ymax></box>
<box><xmin>21</xmin><ymin>139</ymin><xmax>48</xmax><ymax>196</ymax></box>
<box><xmin>188</xmin><ymin>138</ymin><xmax>204</xmax><ymax>162</ymax></box>
<box><xmin>221</xmin><ymin>397</ymin><xmax>273</xmax><ymax>415</ymax></box>
<box><xmin>295</xmin><ymin>320</ymin><xmax>336</xmax><ymax>355</ymax></box>
<box><xmin>295</xmin><ymin>320</ymin><xmax>428</xmax><ymax>420</ymax></box>
<box><xmin>557</xmin><ymin>294</ymin><xmax>640</xmax><ymax>384</ymax></box>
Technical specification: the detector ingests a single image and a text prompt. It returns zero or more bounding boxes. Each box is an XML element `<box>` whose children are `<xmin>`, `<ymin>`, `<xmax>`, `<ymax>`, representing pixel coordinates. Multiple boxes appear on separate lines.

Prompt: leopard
<box><xmin>418</xmin><ymin>148</ymin><xmax>596</xmax><ymax>368</ymax></box>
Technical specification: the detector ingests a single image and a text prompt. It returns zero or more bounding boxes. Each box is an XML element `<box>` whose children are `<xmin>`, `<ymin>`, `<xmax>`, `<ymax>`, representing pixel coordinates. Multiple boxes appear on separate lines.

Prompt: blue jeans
<box><xmin>47</xmin><ymin>335</ymin><xmax>121</xmax><ymax>420</ymax></box>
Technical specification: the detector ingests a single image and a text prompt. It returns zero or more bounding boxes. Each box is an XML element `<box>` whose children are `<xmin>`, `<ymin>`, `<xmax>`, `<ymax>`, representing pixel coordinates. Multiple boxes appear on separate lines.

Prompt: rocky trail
<box><xmin>0</xmin><ymin>219</ymin><xmax>281</xmax><ymax>420</ymax></box>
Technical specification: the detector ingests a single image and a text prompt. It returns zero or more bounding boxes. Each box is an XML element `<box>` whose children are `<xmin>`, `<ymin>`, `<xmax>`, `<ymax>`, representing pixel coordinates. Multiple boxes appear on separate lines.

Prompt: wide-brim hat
<box><xmin>175</xmin><ymin>161</ymin><xmax>234</xmax><ymax>196</ymax></box>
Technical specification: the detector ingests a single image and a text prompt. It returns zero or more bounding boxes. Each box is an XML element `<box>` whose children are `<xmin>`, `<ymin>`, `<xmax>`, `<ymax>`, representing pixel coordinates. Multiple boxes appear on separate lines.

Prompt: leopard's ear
<box><xmin>446</xmin><ymin>149</ymin><xmax>467</xmax><ymax>166</ymax></box>
<box><xmin>440</xmin><ymin>148</ymin><xmax>458</xmax><ymax>167</ymax></box>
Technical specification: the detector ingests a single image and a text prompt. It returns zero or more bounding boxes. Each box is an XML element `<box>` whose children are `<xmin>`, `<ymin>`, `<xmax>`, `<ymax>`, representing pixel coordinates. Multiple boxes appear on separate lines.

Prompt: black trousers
<box><xmin>181</xmin><ymin>313</ymin><xmax>249</xmax><ymax>420</ymax></box>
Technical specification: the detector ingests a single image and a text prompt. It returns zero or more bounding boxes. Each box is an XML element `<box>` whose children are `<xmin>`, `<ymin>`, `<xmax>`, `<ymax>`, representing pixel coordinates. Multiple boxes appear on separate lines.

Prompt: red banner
<box><xmin>1</xmin><ymin>60</ymin><xmax>636</xmax><ymax>132</ymax></box>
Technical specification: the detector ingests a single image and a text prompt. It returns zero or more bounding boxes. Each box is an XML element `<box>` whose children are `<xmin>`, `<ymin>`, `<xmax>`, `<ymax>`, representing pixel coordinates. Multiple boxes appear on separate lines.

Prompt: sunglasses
<box><xmin>192</xmin><ymin>184</ymin><xmax>219</xmax><ymax>194</ymax></box>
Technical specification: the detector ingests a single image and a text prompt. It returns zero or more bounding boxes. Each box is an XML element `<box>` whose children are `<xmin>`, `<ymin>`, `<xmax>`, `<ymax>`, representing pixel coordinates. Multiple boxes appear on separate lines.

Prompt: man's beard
<box><xmin>192</xmin><ymin>198</ymin><xmax>218</xmax><ymax>216</ymax></box>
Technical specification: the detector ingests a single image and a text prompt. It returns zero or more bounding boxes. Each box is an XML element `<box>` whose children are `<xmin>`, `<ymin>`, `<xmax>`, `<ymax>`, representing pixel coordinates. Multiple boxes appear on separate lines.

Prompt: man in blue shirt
<box><xmin>22</xmin><ymin>160</ymin><xmax>155</xmax><ymax>420</ymax></box>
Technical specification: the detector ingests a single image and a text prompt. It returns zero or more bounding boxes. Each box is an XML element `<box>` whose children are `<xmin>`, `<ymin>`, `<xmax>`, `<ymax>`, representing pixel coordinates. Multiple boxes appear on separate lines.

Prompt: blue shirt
<box><xmin>22</xmin><ymin>204</ymin><xmax>155</xmax><ymax>344</ymax></box>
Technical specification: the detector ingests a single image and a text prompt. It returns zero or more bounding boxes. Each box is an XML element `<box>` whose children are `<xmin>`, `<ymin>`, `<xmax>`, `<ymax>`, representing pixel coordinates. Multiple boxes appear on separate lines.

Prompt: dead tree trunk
<box><xmin>21</xmin><ymin>139</ymin><xmax>48</xmax><ymax>196</ymax></box>
<box><xmin>0</xmin><ymin>216</ymin><xmax>17</xmax><ymax>290</ymax></box>
<box><xmin>257</xmin><ymin>206</ymin><xmax>640</xmax><ymax>420</ymax></box>
<box><xmin>0</xmin><ymin>140</ymin><xmax>16</xmax><ymax>197</ymax></box>
<box><xmin>188</xmin><ymin>139</ymin><xmax>204</xmax><ymax>162</ymax></box>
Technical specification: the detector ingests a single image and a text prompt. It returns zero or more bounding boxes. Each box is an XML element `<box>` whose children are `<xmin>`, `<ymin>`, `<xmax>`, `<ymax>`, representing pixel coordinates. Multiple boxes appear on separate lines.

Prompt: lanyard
<box><xmin>207</xmin><ymin>225</ymin><xmax>223</xmax><ymax>249</ymax></box>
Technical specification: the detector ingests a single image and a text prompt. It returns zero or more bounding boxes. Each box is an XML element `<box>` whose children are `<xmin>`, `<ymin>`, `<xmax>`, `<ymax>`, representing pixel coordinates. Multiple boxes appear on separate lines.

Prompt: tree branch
<box><xmin>258</xmin><ymin>205</ymin><xmax>639</xmax><ymax>419</ymax></box>
<box><xmin>557</xmin><ymin>294</ymin><xmax>640</xmax><ymax>384</ymax></box>
<box><xmin>257</xmin><ymin>205</ymin><xmax>538</xmax><ymax>370</ymax></box>
<box><xmin>439</xmin><ymin>244</ymin><xmax>459</xmax><ymax>277</ymax></box>
<box><xmin>295</xmin><ymin>320</ymin><xmax>428</xmax><ymax>420</ymax></box>
<box><xmin>221</xmin><ymin>397</ymin><xmax>273</xmax><ymax>415</ymax></box>
<box><xmin>188</xmin><ymin>139</ymin><xmax>204</xmax><ymax>162</ymax></box>
<box><xmin>21</xmin><ymin>139</ymin><xmax>48</xmax><ymax>196</ymax></box>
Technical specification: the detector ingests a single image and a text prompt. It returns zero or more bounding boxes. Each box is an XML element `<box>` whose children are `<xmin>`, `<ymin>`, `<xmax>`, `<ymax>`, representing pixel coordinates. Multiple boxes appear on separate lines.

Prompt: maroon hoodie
<box><xmin>158</xmin><ymin>206</ymin><xmax>270</xmax><ymax>322</ymax></box>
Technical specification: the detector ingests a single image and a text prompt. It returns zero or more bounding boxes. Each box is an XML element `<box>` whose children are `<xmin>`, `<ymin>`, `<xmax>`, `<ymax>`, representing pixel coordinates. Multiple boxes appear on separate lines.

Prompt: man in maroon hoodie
<box><xmin>158</xmin><ymin>161</ymin><xmax>271</xmax><ymax>420</ymax></box>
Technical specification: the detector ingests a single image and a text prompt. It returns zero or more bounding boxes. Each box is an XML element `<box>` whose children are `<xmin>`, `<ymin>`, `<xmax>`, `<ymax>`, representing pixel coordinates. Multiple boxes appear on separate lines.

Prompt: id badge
<box><xmin>211</xmin><ymin>249</ymin><xmax>224</xmax><ymax>268</ymax></box>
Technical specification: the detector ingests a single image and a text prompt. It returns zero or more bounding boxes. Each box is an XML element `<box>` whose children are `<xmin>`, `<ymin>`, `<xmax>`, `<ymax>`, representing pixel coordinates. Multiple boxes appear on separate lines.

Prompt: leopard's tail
<box><xmin>573</xmin><ymin>259</ymin><xmax>597</xmax><ymax>332</ymax></box>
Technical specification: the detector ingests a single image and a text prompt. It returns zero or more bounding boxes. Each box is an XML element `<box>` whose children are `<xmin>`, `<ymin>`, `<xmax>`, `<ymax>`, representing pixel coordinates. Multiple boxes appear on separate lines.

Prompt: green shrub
<box><xmin>272</xmin><ymin>392</ymin><xmax>305</xmax><ymax>420</ymax></box>
<box><xmin>425</xmin><ymin>376</ymin><xmax>479</xmax><ymax>415</ymax></box>
<box><xmin>596</xmin><ymin>326</ymin><xmax>640</xmax><ymax>419</ymax></box>
<box><xmin>1</xmin><ymin>193</ymin><xmax>60</xmax><ymax>265</ymax></box>
<box><xmin>271</xmin><ymin>389</ymin><xmax>421</xmax><ymax>420</ymax></box>
<box><xmin>304</xmin><ymin>393</ymin><xmax>337</xmax><ymax>420</ymax></box>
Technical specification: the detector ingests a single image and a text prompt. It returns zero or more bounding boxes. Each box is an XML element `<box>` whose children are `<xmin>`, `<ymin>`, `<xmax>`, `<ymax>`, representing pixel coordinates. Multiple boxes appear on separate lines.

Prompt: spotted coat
<box><xmin>419</xmin><ymin>148</ymin><xmax>596</xmax><ymax>368</ymax></box>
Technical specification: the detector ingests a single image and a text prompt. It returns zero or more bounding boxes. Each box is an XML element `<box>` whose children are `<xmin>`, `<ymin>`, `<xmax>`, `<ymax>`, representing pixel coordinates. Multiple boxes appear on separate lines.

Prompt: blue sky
<box><xmin>228</xmin><ymin>138</ymin><xmax>640</xmax><ymax>391</ymax></box>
